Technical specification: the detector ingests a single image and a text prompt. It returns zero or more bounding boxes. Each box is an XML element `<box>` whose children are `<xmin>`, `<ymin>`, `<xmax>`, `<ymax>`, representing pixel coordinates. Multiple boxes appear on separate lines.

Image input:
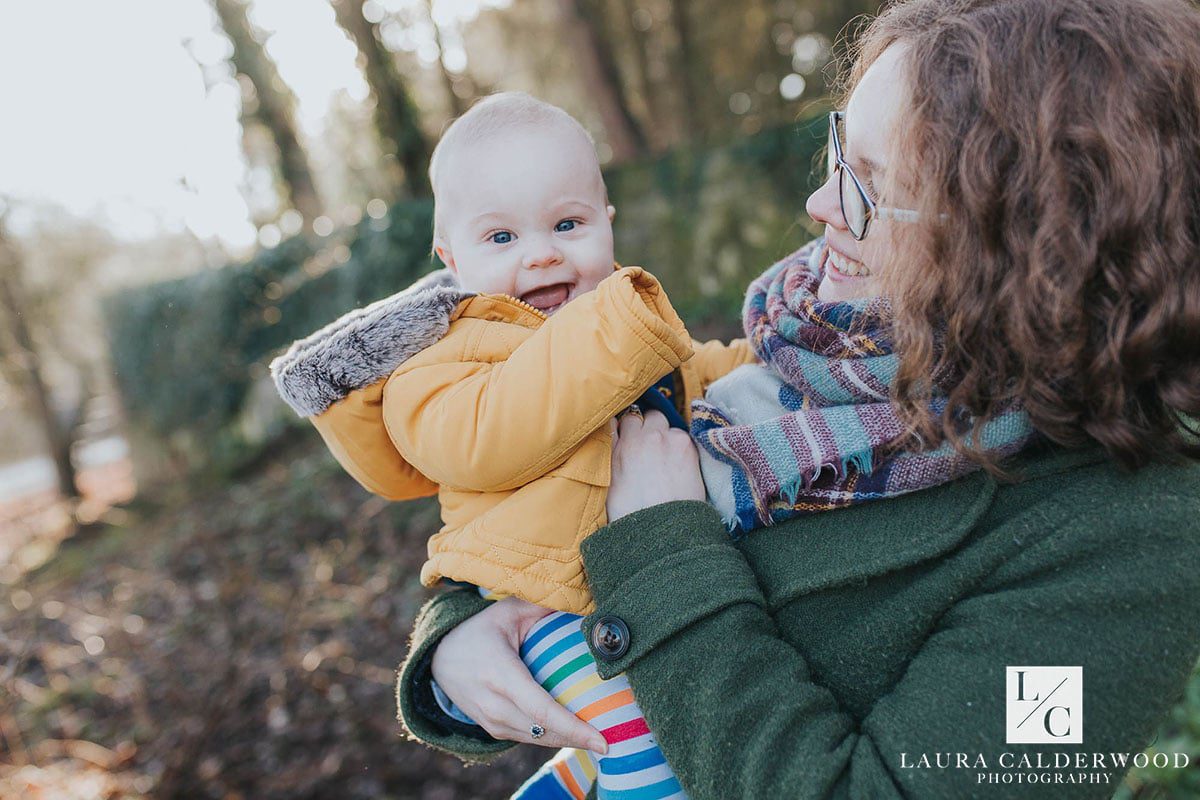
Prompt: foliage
<box><xmin>103</xmin><ymin>202</ymin><xmax>437</xmax><ymax>478</ymax></box>
<box><xmin>609</xmin><ymin>114</ymin><xmax>826</xmax><ymax>321</ymax></box>
<box><xmin>103</xmin><ymin>116</ymin><xmax>827</xmax><ymax>479</ymax></box>
<box><xmin>1118</xmin><ymin>661</ymin><xmax>1200</xmax><ymax>798</ymax></box>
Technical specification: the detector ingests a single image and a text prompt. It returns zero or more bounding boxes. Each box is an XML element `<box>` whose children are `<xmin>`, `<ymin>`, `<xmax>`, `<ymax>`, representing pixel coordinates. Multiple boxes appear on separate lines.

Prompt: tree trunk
<box><xmin>211</xmin><ymin>0</ymin><xmax>324</xmax><ymax>225</ymax></box>
<box><xmin>619</xmin><ymin>0</ymin><xmax>671</xmax><ymax>150</ymax></box>
<box><xmin>557</xmin><ymin>0</ymin><xmax>649</xmax><ymax>162</ymax></box>
<box><xmin>425</xmin><ymin>0</ymin><xmax>465</xmax><ymax>118</ymax></box>
<box><xmin>752</xmin><ymin>0</ymin><xmax>785</xmax><ymax>119</ymax></box>
<box><xmin>667</xmin><ymin>0</ymin><xmax>703</xmax><ymax>142</ymax></box>
<box><xmin>331</xmin><ymin>0</ymin><xmax>432</xmax><ymax>196</ymax></box>
<box><xmin>0</xmin><ymin>233</ymin><xmax>80</xmax><ymax>501</ymax></box>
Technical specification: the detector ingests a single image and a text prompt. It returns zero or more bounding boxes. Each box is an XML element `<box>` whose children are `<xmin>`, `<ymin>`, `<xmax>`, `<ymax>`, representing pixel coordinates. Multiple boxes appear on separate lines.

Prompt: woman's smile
<box><xmin>822</xmin><ymin>243</ymin><xmax>872</xmax><ymax>282</ymax></box>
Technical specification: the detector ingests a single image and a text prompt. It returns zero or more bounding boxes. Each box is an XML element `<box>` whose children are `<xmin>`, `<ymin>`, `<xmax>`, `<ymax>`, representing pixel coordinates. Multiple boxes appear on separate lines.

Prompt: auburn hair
<box><xmin>836</xmin><ymin>0</ymin><xmax>1200</xmax><ymax>470</ymax></box>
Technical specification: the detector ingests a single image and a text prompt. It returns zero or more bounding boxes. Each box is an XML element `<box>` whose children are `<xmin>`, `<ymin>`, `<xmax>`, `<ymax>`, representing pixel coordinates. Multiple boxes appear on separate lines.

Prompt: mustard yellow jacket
<box><xmin>271</xmin><ymin>266</ymin><xmax>754</xmax><ymax>613</ymax></box>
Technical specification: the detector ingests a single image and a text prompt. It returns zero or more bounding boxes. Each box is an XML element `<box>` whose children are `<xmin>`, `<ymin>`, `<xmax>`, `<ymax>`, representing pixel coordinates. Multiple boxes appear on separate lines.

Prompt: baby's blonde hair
<box><xmin>429</xmin><ymin>92</ymin><xmax>600</xmax><ymax>240</ymax></box>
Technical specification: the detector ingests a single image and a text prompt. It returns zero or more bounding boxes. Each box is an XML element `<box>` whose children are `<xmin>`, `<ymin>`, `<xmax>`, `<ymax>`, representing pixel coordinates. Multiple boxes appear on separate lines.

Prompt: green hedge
<box><xmin>104</xmin><ymin>115</ymin><xmax>826</xmax><ymax>479</ymax></box>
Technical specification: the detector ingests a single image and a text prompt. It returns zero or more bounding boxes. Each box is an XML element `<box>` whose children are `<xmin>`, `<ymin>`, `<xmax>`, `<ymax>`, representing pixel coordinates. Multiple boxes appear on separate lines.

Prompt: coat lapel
<box><xmin>739</xmin><ymin>444</ymin><xmax>1109</xmax><ymax>606</ymax></box>
<box><xmin>741</xmin><ymin>469</ymin><xmax>997</xmax><ymax>606</ymax></box>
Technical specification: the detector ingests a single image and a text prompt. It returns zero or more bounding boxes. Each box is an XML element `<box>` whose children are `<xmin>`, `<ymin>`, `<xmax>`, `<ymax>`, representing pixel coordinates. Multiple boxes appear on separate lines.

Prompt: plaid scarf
<box><xmin>691</xmin><ymin>237</ymin><xmax>1038</xmax><ymax>534</ymax></box>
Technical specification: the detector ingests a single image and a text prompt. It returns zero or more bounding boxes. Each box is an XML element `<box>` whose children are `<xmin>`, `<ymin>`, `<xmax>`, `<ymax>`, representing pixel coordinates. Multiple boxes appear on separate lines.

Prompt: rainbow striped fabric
<box><xmin>691</xmin><ymin>237</ymin><xmax>1038</xmax><ymax>533</ymax></box>
<box><xmin>510</xmin><ymin>611</ymin><xmax>687</xmax><ymax>800</ymax></box>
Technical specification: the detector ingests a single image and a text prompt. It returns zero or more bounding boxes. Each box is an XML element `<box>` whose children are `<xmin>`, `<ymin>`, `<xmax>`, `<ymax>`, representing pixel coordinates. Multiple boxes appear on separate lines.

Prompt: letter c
<box><xmin>1044</xmin><ymin>706</ymin><xmax>1071</xmax><ymax>737</ymax></box>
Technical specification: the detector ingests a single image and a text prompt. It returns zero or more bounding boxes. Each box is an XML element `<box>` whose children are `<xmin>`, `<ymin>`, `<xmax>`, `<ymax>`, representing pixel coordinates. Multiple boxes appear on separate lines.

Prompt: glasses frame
<box><xmin>827</xmin><ymin>111</ymin><xmax>920</xmax><ymax>241</ymax></box>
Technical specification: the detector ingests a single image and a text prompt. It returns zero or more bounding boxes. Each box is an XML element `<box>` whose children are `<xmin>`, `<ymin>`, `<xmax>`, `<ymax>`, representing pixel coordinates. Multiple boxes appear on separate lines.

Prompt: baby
<box><xmin>272</xmin><ymin>92</ymin><xmax>754</xmax><ymax>800</ymax></box>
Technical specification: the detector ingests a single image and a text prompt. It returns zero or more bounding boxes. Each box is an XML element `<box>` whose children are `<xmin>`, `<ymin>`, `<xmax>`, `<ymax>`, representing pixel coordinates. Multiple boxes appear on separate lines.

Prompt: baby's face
<box><xmin>434</xmin><ymin>127</ymin><xmax>616</xmax><ymax>315</ymax></box>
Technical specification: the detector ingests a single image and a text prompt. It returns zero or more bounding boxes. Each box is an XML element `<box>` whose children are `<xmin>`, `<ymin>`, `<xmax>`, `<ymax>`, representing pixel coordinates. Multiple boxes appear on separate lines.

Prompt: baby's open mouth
<box><xmin>520</xmin><ymin>283</ymin><xmax>573</xmax><ymax>313</ymax></box>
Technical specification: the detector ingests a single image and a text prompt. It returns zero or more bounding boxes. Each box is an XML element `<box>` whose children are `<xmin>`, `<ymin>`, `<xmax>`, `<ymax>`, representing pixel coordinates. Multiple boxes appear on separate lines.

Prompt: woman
<box><xmin>397</xmin><ymin>0</ymin><xmax>1200</xmax><ymax>796</ymax></box>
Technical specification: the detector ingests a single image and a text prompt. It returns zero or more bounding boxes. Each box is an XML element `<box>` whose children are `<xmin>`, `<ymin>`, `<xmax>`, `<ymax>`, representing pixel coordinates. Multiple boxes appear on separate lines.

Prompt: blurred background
<box><xmin>0</xmin><ymin>1</ymin><xmax>1195</xmax><ymax>797</ymax></box>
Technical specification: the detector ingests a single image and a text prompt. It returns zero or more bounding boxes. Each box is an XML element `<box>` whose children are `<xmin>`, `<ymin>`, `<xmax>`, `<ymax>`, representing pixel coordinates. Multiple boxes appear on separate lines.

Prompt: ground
<box><xmin>0</xmin><ymin>438</ymin><xmax>545</xmax><ymax>799</ymax></box>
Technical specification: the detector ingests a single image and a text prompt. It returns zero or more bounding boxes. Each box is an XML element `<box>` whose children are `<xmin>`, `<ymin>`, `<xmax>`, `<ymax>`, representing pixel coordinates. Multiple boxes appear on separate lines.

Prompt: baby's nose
<box><xmin>523</xmin><ymin>241</ymin><xmax>564</xmax><ymax>269</ymax></box>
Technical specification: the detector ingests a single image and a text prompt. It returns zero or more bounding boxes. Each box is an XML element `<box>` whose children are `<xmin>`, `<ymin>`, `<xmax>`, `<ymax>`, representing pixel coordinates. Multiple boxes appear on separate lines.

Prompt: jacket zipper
<box><xmin>494</xmin><ymin>293</ymin><xmax>549</xmax><ymax>321</ymax></box>
<box><xmin>490</xmin><ymin>263</ymin><xmax>622</xmax><ymax>321</ymax></box>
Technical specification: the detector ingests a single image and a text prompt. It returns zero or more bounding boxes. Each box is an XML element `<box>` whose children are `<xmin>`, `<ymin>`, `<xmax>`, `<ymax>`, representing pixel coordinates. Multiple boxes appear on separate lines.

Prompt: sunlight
<box><xmin>0</xmin><ymin>0</ymin><xmax>445</xmax><ymax>251</ymax></box>
<box><xmin>0</xmin><ymin>0</ymin><xmax>257</xmax><ymax>249</ymax></box>
<box><xmin>251</xmin><ymin>0</ymin><xmax>370</xmax><ymax>129</ymax></box>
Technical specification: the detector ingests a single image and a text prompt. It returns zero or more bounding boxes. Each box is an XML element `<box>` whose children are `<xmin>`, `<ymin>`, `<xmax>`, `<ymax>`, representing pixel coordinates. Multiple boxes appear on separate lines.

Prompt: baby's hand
<box><xmin>606</xmin><ymin>409</ymin><xmax>705</xmax><ymax>522</ymax></box>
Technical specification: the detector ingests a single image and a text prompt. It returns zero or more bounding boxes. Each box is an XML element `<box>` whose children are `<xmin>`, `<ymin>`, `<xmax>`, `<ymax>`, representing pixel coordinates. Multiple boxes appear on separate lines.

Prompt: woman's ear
<box><xmin>433</xmin><ymin>238</ymin><xmax>457</xmax><ymax>274</ymax></box>
<box><xmin>607</xmin><ymin>204</ymin><xmax>616</xmax><ymax>222</ymax></box>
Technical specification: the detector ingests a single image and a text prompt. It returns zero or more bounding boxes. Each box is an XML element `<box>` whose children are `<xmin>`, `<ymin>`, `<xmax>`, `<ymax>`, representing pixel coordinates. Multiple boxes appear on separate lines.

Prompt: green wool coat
<box><xmin>396</xmin><ymin>444</ymin><xmax>1200</xmax><ymax>798</ymax></box>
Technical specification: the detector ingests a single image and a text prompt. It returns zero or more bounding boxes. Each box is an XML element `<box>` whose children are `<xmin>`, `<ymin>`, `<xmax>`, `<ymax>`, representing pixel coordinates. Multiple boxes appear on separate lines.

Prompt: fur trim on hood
<box><xmin>270</xmin><ymin>268</ymin><xmax>470</xmax><ymax>418</ymax></box>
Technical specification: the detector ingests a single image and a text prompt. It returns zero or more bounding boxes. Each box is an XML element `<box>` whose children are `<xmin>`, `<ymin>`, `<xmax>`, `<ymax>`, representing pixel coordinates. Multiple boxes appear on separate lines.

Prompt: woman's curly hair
<box><xmin>838</xmin><ymin>0</ymin><xmax>1200</xmax><ymax>471</ymax></box>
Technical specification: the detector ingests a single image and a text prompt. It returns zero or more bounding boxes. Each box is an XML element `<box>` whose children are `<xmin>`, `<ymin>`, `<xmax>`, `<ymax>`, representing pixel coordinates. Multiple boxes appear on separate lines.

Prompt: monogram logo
<box><xmin>1006</xmin><ymin>666</ymin><xmax>1083</xmax><ymax>744</ymax></box>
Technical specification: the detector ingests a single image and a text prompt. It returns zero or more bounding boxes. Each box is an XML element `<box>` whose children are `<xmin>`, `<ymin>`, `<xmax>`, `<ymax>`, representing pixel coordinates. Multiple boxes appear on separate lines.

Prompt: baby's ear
<box><xmin>607</xmin><ymin>204</ymin><xmax>616</xmax><ymax>222</ymax></box>
<box><xmin>433</xmin><ymin>238</ymin><xmax>457</xmax><ymax>274</ymax></box>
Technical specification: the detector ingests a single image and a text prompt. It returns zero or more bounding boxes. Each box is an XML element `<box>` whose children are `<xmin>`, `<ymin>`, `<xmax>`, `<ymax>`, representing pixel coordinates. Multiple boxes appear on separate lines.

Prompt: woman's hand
<box><xmin>607</xmin><ymin>409</ymin><xmax>706</xmax><ymax>522</ymax></box>
<box><xmin>430</xmin><ymin>596</ymin><xmax>609</xmax><ymax>754</ymax></box>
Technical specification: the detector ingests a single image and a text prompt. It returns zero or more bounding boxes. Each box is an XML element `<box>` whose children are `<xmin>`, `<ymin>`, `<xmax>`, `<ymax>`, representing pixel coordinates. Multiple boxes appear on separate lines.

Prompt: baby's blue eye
<box><xmin>490</xmin><ymin>231</ymin><xmax>514</xmax><ymax>244</ymax></box>
<box><xmin>554</xmin><ymin>219</ymin><xmax>577</xmax><ymax>233</ymax></box>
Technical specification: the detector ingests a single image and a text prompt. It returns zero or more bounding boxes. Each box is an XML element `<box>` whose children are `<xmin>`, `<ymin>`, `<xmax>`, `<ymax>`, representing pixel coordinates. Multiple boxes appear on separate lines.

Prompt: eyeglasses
<box><xmin>827</xmin><ymin>111</ymin><xmax>921</xmax><ymax>241</ymax></box>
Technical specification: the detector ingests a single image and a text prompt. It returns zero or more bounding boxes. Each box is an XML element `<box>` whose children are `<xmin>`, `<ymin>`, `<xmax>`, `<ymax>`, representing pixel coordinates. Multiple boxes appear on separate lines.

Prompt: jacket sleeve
<box><xmin>576</xmin><ymin>499</ymin><xmax>1200</xmax><ymax>800</ymax></box>
<box><xmin>688</xmin><ymin>338</ymin><xmax>758</xmax><ymax>393</ymax></box>
<box><xmin>383</xmin><ymin>267</ymin><xmax>694</xmax><ymax>493</ymax></box>
<box><xmin>395</xmin><ymin>588</ymin><xmax>515</xmax><ymax>762</ymax></box>
<box><xmin>310</xmin><ymin>379</ymin><xmax>439</xmax><ymax>501</ymax></box>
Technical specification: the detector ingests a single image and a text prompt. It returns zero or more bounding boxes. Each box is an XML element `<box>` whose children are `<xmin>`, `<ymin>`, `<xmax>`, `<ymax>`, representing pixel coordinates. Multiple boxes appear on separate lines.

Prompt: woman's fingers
<box><xmin>617</xmin><ymin>408</ymin><xmax>643</xmax><ymax>437</ymax></box>
<box><xmin>617</xmin><ymin>408</ymin><xmax>670</xmax><ymax>438</ymax></box>
<box><xmin>501</xmin><ymin>664</ymin><xmax>609</xmax><ymax>754</ymax></box>
<box><xmin>641</xmin><ymin>409</ymin><xmax>669</xmax><ymax>432</ymax></box>
<box><xmin>607</xmin><ymin>409</ymin><xmax>707</xmax><ymax>520</ymax></box>
<box><xmin>431</xmin><ymin>599</ymin><xmax>608</xmax><ymax>754</ymax></box>
<box><xmin>464</xmin><ymin>647</ymin><xmax>606</xmax><ymax>752</ymax></box>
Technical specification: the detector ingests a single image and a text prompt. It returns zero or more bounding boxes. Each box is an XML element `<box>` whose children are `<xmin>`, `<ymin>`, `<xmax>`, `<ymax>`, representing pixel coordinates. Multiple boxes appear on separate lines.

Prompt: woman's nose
<box><xmin>523</xmin><ymin>239</ymin><xmax>564</xmax><ymax>269</ymax></box>
<box><xmin>805</xmin><ymin>172</ymin><xmax>846</xmax><ymax>231</ymax></box>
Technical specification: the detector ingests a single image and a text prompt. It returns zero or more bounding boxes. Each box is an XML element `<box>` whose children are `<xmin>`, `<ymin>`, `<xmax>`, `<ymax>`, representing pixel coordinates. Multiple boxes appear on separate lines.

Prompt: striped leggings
<box><xmin>510</xmin><ymin>610</ymin><xmax>687</xmax><ymax>800</ymax></box>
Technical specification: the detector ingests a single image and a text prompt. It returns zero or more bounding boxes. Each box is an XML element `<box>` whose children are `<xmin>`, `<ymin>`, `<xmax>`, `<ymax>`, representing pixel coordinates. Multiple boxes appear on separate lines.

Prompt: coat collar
<box><xmin>744</xmin><ymin>443</ymin><xmax>1108</xmax><ymax>605</ymax></box>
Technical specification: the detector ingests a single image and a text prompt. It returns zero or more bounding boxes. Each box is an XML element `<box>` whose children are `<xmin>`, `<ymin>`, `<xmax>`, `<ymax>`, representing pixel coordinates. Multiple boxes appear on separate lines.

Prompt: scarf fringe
<box><xmin>777</xmin><ymin>449</ymin><xmax>876</xmax><ymax>507</ymax></box>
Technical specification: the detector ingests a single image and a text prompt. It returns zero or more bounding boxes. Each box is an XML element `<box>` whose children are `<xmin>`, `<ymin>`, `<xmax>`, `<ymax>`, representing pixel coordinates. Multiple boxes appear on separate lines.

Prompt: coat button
<box><xmin>590</xmin><ymin>615</ymin><xmax>630</xmax><ymax>661</ymax></box>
